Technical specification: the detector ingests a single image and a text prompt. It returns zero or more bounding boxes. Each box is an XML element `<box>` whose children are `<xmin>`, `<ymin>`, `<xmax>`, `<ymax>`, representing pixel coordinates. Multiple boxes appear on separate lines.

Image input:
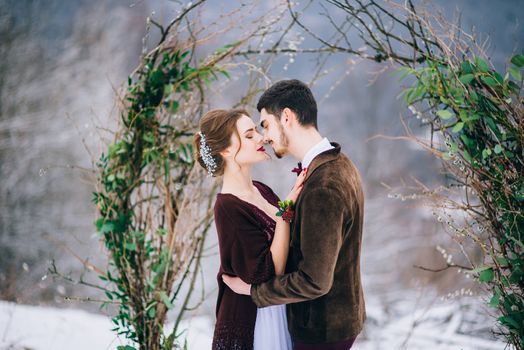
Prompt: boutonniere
<box><xmin>276</xmin><ymin>199</ymin><xmax>295</xmax><ymax>223</ymax></box>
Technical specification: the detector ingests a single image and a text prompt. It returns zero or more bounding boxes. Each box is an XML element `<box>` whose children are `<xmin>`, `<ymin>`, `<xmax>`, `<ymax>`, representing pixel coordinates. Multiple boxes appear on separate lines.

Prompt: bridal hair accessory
<box><xmin>276</xmin><ymin>199</ymin><xmax>295</xmax><ymax>223</ymax></box>
<box><xmin>198</xmin><ymin>131</ymin><xmax>217</xmax><ymax>177</ymax></box>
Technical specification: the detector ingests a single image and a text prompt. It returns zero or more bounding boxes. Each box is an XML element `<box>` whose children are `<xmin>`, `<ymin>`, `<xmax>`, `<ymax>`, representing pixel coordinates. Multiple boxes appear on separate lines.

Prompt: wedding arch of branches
<box><xmin>46</xmin><ymin>0</ymin><xmax>521</xmax><ymax>348</ymax></box>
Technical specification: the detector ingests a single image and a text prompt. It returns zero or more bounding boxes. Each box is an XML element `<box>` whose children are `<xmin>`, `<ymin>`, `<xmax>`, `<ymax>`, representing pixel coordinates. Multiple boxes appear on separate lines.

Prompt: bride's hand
<box><xmin>286</xmin><ymin>169</ymin><xmax>307</xmax><ymax>203</ymax></box>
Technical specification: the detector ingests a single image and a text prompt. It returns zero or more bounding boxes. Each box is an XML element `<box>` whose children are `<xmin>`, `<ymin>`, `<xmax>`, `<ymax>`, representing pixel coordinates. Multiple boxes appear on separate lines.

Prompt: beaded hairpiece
<box><xmin>198</xmin><ymin>131</ymin><xmax>217</xmax><ymax>177</ymax></box>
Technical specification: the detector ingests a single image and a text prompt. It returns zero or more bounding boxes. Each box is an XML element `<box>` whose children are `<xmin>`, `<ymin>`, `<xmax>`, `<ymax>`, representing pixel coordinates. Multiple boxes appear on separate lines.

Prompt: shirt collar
<box><xmin>302</xmin><ymin>137</ymin><xmax>334</xmax><ymax>168</ymax></box>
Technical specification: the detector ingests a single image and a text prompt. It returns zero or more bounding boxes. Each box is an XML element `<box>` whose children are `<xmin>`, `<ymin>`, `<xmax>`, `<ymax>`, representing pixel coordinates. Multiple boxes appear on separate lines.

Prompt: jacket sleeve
<box><xmin>251</xmin><ymin>187</ymin><xmax>345</xmax><ymax>307</ymax></box>
<box><xmin>215</xmin><ymin>200</ymin><xmax>275</xmax><ymax>285</ymax></box>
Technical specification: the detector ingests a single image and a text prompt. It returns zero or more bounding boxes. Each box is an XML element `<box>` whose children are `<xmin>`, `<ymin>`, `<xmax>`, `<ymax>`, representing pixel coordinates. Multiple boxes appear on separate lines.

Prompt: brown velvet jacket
<box><xmin>251</xmin><ymin>142</ymin><xmax>366</xmax><ymax>343</ymax></box>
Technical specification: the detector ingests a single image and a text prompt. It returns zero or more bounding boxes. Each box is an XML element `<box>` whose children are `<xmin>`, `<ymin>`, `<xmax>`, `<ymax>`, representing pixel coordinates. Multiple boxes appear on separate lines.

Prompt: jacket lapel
<box><xmin>289</xmin><ymin>142</ymin><xmax>342</xmax><ymax>242</ymax></box>
<box><xmin>303</xmin><ymin>142</ymin><xmax>341</xmax><ymax>182</ymax></box>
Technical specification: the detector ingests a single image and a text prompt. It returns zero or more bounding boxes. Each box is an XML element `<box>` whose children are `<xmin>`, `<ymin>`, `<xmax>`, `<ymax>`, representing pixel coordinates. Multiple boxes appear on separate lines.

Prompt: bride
<box><xmin>193</xmin><ymin>108</ymin><xmax>306</xmax><ymax>350</ymax></box>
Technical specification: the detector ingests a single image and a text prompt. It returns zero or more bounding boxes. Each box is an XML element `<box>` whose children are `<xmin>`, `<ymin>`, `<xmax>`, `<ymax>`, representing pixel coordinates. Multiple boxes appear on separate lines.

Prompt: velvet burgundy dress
<box><xmin>212</xmin><ymin>180</ymin><xmax>291</xmax><ymax>350</ymax></box>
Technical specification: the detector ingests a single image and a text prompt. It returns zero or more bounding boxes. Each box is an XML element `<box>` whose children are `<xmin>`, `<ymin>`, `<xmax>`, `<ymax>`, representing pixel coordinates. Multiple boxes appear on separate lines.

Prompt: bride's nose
<box><xmin>254</xmin><ymin>131</ymin><xmax>264</xmax><ymax>143</ymax></box>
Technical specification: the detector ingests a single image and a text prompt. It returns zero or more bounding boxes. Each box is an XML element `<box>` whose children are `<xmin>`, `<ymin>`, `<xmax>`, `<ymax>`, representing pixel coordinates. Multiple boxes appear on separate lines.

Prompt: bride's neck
<box><xmin>221</xmin><ymin>164</ymin><xmax>255</xmax><ymax>196</ymax></box>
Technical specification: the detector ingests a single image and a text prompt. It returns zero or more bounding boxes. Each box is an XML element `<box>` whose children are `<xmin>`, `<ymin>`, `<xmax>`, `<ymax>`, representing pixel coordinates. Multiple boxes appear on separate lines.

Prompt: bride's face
<box><xmin>221</xmin><ymin>115</ymin><xmax>269</xmax><ymax>169</ymax></box>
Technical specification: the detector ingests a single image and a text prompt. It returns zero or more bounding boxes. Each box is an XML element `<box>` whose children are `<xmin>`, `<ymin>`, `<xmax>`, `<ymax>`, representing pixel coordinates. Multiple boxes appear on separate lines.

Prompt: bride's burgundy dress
<box><xmin>212</xmin><ymin>180</ymin><xmax>280</xmax><ymax>350</ymax></box>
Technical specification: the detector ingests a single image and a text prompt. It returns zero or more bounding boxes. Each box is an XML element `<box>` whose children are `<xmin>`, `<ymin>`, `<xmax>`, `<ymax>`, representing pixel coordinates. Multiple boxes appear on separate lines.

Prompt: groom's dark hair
<box><xmin>257</xmin><ymin>79</ymin><xmax>318</xmax><ymax>129</ymax></box>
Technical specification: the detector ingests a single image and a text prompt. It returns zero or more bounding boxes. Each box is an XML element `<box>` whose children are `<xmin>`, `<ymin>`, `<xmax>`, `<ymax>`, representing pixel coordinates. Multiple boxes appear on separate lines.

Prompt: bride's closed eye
<box><xmin>245</xmin><ymin>128</ymin><xmax>260</xmax><ymax>139</ymax></box>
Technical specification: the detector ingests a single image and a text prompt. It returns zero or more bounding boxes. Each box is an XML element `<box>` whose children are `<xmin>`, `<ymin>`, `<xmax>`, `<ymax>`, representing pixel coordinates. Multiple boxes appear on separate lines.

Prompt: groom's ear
<box><xmin>282</xmin><ymin>107</ymin><xmax>297</xmax><ymax>127</ymax></box>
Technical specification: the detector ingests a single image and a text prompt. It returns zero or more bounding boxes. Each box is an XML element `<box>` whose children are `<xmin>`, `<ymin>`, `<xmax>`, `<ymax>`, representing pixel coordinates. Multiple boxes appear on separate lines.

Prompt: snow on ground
<box><xmin>0</xmin><ymin>295</ymin><xmax>510</xmax><ymax>350</ymax></box>
<box><xmin>0</xmin><ymin>301</ymin><xmax>212</xmax><ymax>350</ymax></box>
<box><xmin>355</xmin><ymin>296</ymin><xmax>509</xmax><ymax>350</ymax></box>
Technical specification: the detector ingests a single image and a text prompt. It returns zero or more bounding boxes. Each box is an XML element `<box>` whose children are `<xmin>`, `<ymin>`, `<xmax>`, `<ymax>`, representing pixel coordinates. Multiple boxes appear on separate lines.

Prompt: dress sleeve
<box><xmin>215</xmin><ymin>198</ymin><xmax>275</xmax><ymax>285</ymax></box>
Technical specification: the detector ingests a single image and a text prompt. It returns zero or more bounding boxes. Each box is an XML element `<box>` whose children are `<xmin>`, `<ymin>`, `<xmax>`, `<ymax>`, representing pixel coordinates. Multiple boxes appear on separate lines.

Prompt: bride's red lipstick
<box><xmin>257</xmin><ymin>146</ymin><xmax>265</xmax><ymax>152</ymax></box>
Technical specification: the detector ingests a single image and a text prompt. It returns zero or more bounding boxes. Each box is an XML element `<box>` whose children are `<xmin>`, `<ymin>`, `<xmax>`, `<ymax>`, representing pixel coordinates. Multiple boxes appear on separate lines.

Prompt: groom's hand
<box><xmin>222</xmin><ymin>274</ymin><xmax>251</xmax><ymax>295</ymax></box>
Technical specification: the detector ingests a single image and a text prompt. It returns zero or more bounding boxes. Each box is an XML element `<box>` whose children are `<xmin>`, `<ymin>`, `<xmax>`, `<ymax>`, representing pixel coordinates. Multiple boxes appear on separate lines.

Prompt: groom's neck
<box><xmin>289</xmin><ymin>127</ymin><xmax>324</xmax><ymax>162</ymax></box>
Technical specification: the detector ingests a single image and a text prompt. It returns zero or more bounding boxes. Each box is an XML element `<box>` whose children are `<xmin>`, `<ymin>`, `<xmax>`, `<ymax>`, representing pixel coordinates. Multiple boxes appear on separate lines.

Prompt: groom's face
<box><xmin>259</xmin><ymin>108</ymin><xmax>289</xmax><ymax>159</ymax></box>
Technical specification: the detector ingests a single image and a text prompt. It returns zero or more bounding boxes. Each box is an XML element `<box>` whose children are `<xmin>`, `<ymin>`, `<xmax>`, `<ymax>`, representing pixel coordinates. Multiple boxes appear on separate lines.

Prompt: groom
<box><xmin>223</xmin><ymin>79</ymin><xmax>366</xmax><ymax>349</ymax></box>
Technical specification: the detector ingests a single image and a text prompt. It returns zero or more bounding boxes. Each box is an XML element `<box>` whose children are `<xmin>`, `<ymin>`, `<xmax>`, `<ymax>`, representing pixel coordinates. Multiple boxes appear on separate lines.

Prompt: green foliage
<box><xmin>92</xmin><ymin>45</ymin><xmax>225</xmax><ymax>350</ymax></box>
<box><xmin>399</xmin><ymin>53</ymin><xmax>524</xmax><ymax>348</ymax></box>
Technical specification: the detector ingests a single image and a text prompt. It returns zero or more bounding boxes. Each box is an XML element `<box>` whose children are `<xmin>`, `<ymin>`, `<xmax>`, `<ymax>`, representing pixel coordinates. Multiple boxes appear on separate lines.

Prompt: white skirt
<box><xmin>253</xmin><ymin>304</ymin><xmax>293</xmax><ymax>350</ymax></box>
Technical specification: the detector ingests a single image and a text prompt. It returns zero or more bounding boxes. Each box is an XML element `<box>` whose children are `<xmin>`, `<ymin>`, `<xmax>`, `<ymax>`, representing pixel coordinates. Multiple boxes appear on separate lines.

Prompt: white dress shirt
<box><xmin>301</xmin><ymin>137</ymin><xmax>334</xmax><ymax>169</ymax></box>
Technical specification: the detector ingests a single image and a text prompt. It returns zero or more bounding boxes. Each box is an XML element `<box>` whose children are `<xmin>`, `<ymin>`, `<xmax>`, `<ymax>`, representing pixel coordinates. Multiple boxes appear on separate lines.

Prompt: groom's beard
<box><xmin>273</xmin><ymin>123</ymin><xmax>289</xmax><ymax>159</ymax></box>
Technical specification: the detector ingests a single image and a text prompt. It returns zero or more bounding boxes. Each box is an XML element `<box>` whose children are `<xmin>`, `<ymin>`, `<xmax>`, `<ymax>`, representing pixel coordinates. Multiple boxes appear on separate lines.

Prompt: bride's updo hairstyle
<box><xmin>193</xmin><ymin>109</ymin><xmax>249</xmax><ymax>177</ymax></box>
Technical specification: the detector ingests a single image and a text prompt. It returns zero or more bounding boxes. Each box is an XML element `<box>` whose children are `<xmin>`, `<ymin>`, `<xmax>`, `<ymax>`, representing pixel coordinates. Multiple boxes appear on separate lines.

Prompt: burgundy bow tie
<box><xmin>291</xmin><ymin>162</ymin><xmax>303</xmax><ymax>175</ymax></box>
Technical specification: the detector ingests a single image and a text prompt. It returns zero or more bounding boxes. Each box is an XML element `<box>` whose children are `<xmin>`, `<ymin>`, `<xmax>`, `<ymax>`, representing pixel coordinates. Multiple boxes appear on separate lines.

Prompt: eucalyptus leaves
<box><xmin>92</xmin><ymin>44</ymin><xmax>223</xmax><ymax>350</ymax></box>
<box><xmin>400</xmin><ymin>53</ymin><xmax>524</xmax><ymax>347</ymax></box>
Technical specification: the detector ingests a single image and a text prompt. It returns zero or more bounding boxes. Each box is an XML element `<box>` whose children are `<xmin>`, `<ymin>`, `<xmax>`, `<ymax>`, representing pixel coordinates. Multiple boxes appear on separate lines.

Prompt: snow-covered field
<box><xmin>0</xmin><ymin>301</ymin><xmax>213</xmax><ymax>350</ymax></box>
<box><xmin>357</xmin><ymin>296</ymin><xmax>509</xmax><ymax>350</ymax></box>
<box><xmin>0</xmin><ymin>295</ymin><xmax>509</xmax><ymax>350</ymax></box>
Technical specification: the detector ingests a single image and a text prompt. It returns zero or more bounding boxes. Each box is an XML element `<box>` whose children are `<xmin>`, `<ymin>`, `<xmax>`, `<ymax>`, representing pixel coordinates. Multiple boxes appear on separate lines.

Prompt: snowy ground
<box><xmin>0</xmin><ymin>301</ymin><xmax>213</xmax><ymax>350</ymax></box>
<box><xmin>355</xmin><ymin>295</ymin><xmax>509</xmax><ymax>350</ymax></box>
<box><xmin>0</xmin><ymin>295</ymin><xmax>509</xmax><ymax>350</ymax></box>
